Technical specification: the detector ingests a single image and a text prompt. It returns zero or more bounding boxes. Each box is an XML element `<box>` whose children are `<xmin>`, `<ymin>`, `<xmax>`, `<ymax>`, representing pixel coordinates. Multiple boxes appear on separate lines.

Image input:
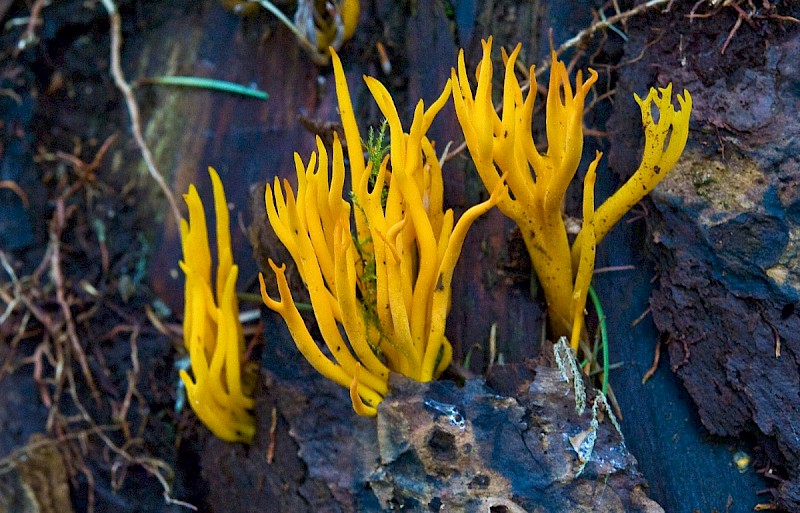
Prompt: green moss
<box><xmin>656</xmin><ymin>148</ymin><xmax>767</xmax><ymax>214</ymax></box>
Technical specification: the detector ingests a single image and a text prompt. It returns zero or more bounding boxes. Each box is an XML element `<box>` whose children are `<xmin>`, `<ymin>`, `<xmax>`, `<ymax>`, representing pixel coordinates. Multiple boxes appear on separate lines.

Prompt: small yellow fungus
<box><xmin>733</xmin><ymin>450</ymin><xmax>751</xmax><ymax>473</ymax></box>
<box><xmin>260</xmin><ymin>49</ymin><xmax>504</xmax><ymax>415</ymax></box>
<box><xmin>180</xmin><ymin>167</ymin><xmax>255</xmax><ymax>443</ymax></box>
<box><xmin>294</xmin><ymin>0</ymin><xmax>360</xmax><ymax>53</ymax></box>
<box><xmin>231</xmin><ymin>0</ymin><xmax>360</xmax><ymax>64</ymax></box>
<box><xmin>316</xmin><ymin>0</ymin><xmax>360</xmax><ymax>51</ymax></box>
<box><xmin>349</xmin><ymin>363</ymin><xmax>377</xmax><ymax>417</ymax></box>
<box><xmin>451</xmin><ymin>38</ymin><xmax>691</xmax><ymax>349</ymax></box>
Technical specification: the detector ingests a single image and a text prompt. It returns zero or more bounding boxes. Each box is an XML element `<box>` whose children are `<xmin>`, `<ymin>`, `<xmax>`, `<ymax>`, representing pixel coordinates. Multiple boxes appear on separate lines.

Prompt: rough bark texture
<box><xmin>371</xmin><ymin>368</ymin><xmax>662</xmax><ymax>513</ymax></box>
<box><xmin>607</xmin><ymin>3</ymin><xmax>800</xmax><ymax>509</ymax></box>
<box><xmin>4</xmin><ymin>0</ymin><xmax>798</xmax><ymax>510</ymax></box>
<box><xmin>202</xmin><ymin>317</ymin><xmax>663</xmax><ymax>512</ymax></box>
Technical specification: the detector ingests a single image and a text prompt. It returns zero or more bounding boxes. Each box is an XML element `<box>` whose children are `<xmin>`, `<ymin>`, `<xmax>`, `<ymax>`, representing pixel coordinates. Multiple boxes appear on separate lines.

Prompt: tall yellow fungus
<box><xmin>260</xmin><ymin>49</ymin><xmax>504</xmax><ymax>416</ymax></box>
<box><xmin>180</xmin><ymin>167</ymin><xmax>255</xmax><ymax>443</ymax></box>
<box><xmin>451</xmin><ymin>38</ymin><xmax>691</xmax><ymax>351</ymax></box>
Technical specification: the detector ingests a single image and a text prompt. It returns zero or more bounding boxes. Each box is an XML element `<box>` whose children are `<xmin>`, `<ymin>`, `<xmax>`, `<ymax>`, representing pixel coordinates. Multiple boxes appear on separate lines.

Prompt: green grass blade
<box><xmin>139</xmin><ymin>76</ymin><xmax>268</xmax><ymax>100</ymax></box>
<box><xmin>588</xmin><ymin>285</ymin><xmax>609</xmax><ymax>395</ymax></box>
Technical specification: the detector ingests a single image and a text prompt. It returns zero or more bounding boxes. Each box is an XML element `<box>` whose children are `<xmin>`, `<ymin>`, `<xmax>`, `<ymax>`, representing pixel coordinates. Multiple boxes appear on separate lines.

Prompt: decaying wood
<box><xmin>607</xmin><ymin>3</ymin><xmax>800</xmax><ymax>509</ymax></box>
<box><xmin>202</xmin><ymin>331</ymin><xmax>664</xmax><ymax>512</ymax></box>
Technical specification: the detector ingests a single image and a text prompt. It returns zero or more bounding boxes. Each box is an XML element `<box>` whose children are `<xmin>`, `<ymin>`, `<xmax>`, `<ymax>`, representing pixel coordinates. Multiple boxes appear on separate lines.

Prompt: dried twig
<box><xmin>99</xmin><ymin>0</ymin><xmax>181</xmax><ymax>227</ymax></box>
<box><xmin>641</xmin><ymin>337</ymin><xmax>661</xmax><ymax>384</ymax></box>
<box><xmin>0</xmin><ymin>180</ymin><xmax>30</xmax><ymax>207</ymax></box>
<box><xmin>558</xmin><ymin>0</ymin><xmax>670</xmax><ymax>56</ymax></box>
<box><xmin>630</xmin><ymin>306</ymin><xmax>652</xmax><ymax>328</ymax></box>
<box><xmin>13</xmin><ymin>0</ymin><xmax>46</xmax><ymax>53</ymax></box>
<box><xmin>56</xmin><ymin>134</ymin><xmax>117</xmax><ymax>201</ymax></box>
<box><xmin>593</xmin><ymin>265</ymin><xmax>636</xmax><ymax>274</ymax></box>
<box><xmin>65</xmin><ymin>364</ymin><xmax>195</xmax><ymax>511</ymax></box>
<box><xmin>0</xmin><ymin>134</ymin><xmax>189</xmax><ymax>511</ymax></box>
<box><xmin>50</xmin><ymin>198</ymin><xmax>102</xmax><ymax>405</ymax></box>
<box><xmin>266</xmin><ymin>407</ymin><xmax>278</xmax><ymax>464</ymax></box>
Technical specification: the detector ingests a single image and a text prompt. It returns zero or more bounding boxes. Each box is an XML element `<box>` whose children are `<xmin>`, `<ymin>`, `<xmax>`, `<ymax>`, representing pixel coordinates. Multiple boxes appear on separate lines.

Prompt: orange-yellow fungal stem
<box><xmin>258</xmin><ymin>266</ymin><xmax>384</xmax><ymax>408</ymax></box>
<box><xmin>570</xmin><ymin>152</ymin><xmax>600</xmax><ymax>353</ymax></box>
<box><xmin>571</xmin><ymin>85</ymin><xmax>692</xmax><ymax>267</ymax></box>
<box><xmin>451</xmin><ymin>38</ymin><xmax>596</xmax><ymax>338</ymax></box>
<box><xmin>350</xmin><ymin>363</ymin><xmax>378</xmax><ymax>417</ymax></box>
<box><xmin>451</xmin><ymin>38</ymin><xmax>691</xmax><ymax>353</ymax></box>
<box><xmin>179</xmin><ymin>167</ymin><xmax>255</xmax><ymax>443</ymax></box>
<box><xmin>261</xmin><ymin>48</ymin><xmax>490</xmax><ymax>414</ymax></box>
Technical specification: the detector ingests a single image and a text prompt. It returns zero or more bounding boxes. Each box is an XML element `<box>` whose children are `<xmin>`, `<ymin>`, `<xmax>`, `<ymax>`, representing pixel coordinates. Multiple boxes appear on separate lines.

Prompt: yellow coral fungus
<box><xmin>180</xmin><ymin>167</ymin><xmax>255</xmax><ymax>443</ymax></box>
<box><xmin>293</xmin><ymin>0</ymin><xmax>359</xmax><ymax>53</ymax></box>
<box><xmin>316</xmin><ymin>0</ymin><xmax>360</xmax><ymax>50</ymax></box>
<box><xmin>571</xmin><ymin>83</ymin><xmax>693</xmax><ymax>264</ymax></box>
<box><xmin>239</xmin><ymin>0</ymin><xmax>359</xmax><ymax>64</ymax></box>
<box><xmin>451</xmin><ymin>38</ymin><xmax>691</xmax><ymax>349</ymax></box>
<box><xmin>260</xmin><ymin>49</ymin><xmax>504</xmax><ymax>416</ymax></box>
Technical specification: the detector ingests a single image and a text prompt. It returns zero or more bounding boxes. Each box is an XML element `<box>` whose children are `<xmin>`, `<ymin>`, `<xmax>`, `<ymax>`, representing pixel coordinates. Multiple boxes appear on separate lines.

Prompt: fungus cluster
<box><xmin>451</xmin><ymin>38</ymin><xmax>692</xmax><ymax>350</ymax></box>
<box><xmin>180</xmin><ymin>38</ymin><xmax>692</xmax><ymax>430</ymax></box>
<box><xmin>258</xmin><ymin>50</ymin><xmax>504</xmax><ymax>416</ymax></box>
<box><xmin>179</xmin><ymin>167</ymin><xmax>255</xmax><ymax>442</ymax></box>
